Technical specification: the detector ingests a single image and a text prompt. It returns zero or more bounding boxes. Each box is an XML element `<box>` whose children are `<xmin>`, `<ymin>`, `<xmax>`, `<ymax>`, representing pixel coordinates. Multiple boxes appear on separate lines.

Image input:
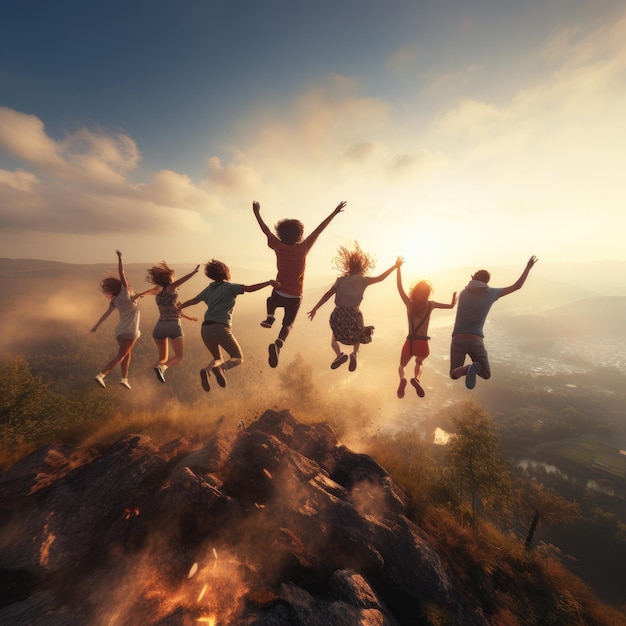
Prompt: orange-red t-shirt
<box><xmin>268</xmin><ymin>234</ymin><xmax>315</xmax><ymax>297</ymax></box>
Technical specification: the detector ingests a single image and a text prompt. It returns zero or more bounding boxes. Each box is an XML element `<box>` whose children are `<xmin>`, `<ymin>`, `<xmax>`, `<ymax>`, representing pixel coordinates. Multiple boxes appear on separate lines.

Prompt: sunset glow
<box><xmin>0</xmin><ymin>1</ymin><xmax>625</xmax><ymax>271</ymax></box>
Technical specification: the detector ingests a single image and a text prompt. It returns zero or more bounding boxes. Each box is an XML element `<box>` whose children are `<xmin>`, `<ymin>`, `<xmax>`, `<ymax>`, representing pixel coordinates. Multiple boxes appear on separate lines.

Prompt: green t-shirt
<box><xmin>196</xmin><ymin>281</ymin><xmax>245</xmax><ymax>327</ymax></box>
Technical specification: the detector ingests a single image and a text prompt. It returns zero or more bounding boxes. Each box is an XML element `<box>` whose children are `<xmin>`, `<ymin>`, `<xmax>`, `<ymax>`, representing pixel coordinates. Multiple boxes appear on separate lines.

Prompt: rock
<box><xmin>0</xmin><ymin>409</ymin><xmax>489</xmax><ymax>625</ymax></box>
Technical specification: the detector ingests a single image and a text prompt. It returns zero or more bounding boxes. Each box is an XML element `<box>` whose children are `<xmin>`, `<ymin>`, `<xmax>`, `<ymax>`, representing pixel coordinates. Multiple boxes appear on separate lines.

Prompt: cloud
<box><xmin>0</xmin><ymin>107</ymin><xmax>218</xmax><ymax>235</ymax></box>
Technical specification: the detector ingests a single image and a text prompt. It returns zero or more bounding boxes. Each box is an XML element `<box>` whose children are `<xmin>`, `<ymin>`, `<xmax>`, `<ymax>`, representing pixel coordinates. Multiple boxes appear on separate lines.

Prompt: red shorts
<box><xmin>401</xmin><ymin>339</ymin><xmax>429</xmax><ymax>359</ymax></box>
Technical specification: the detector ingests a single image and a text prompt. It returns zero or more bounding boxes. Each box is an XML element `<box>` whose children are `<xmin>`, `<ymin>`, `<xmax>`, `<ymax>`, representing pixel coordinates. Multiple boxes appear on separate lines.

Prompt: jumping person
<box><xmin>178</xmin><ymin>260</ymin><xmax>277</xmax><ymax>391</ymax></box>
<box><xmin>450</xmin><ymin>255</ymin><xmax>538</xmax><ymax>389</ymax></box>
<box><xmin>144</xmin><ymin>261</ymin><xmax>200</xmax><ymax>383</ymax></box>
<box><xmin>252</xmin><ymin>200</ymin><xmax>346</xmax><ymax>368</ymax></box>
<box><xmin>307</xmin><ymin>244</ymin><xmax>400</xmax><ymax>372</ymax></box>
<box><xmin>396</xmin><ymin>264</ymin><xmax>457</xmax><ymax>399</ymax></box>
<box><xmin>91</xmin><ymin>250</ymin><xmax>146</xmax><ymax>389</ymax></box>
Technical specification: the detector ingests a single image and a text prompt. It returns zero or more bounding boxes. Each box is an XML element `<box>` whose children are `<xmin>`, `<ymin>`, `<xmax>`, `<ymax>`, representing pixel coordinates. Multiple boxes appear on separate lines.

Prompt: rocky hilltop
<box><xmin>0</xmin><ymin>411</ymin><xmax>524</xmax><ymax>624</ymax></box>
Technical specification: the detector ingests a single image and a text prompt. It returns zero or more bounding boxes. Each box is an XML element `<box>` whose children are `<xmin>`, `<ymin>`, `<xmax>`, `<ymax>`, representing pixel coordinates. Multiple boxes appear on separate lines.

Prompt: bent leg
<box><xmin>449</xmin><ymin>339</ymin><xmax>468</xmax><ymax>379</ymax></box>
<box><xmin>102</xmin><ymin>337</ymin><xmax>137</xmax><ymax>376</ymax></box>
<box><xmin>165</xmin><ymin>336</ymin><xmax>184</xmax><ymax>368</ymax></box>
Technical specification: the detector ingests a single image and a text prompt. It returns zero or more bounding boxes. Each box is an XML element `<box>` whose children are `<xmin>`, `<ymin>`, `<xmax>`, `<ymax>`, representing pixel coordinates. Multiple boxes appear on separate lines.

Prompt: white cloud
<box><xmin>0</xmin><ymin>107</ymin><xmax>217</xmax><ymax>234</ymax></box>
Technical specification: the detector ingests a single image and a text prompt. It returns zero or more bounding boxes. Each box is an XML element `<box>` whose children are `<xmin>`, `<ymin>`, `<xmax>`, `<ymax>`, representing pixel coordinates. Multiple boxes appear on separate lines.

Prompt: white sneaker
<box><xmin>95</xmin><ymin>373</ymin><xmax>106</xmax><ymax>388</ymax></box>
<box><xmin>154</xmin><ymin>365</ymin><xmax>166</xmax><ymax>383</ymax></box>
<box><xmin>120</xmin><ymin>379</ymin><xmax>132</xmax><ymax>390</ymax></box>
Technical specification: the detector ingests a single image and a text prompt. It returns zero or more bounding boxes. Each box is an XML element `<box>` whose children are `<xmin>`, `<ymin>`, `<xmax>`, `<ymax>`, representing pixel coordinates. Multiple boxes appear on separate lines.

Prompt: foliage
<box><xmin>445</xmin><ymin>400</ymin><xmax>514</xmax><ymax>523</ymax></box>
<box><xmin>0</xmin><ymin>353</ymin><xmax>114</xmax><ymax>469</ymax></box>
<box><xmin>363</xmin><ymin>429</ymin><xmax>438</xmax><ymax>521</ymax></box>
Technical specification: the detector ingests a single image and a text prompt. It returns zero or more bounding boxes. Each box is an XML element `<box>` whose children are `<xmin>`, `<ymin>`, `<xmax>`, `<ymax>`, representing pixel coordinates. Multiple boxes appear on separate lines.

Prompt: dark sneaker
<box><xmin>269</xmin><ymin>342</ymin><xmax>280</xmax><ymax>368</ymax></box>
<box><xmin>410</xmin><ymin>378</ymin><xmax>425</xmax><ymax>398</ymax></box>
<box><xmin>397</xmin><ymin>378</ymin><xmax>407</xmax><ymax>398</ymax></box>
<box><xmin>200</xmin><ymin>369</ymin><xmax>211</xmax><ymax>392</ymax></box>
<box><xmin>331</xmin><ymin>353</ymin><xmax>348</xmax><ymax>369</ymax></box>
<box><xmin>212</xmin><ymin>366</ymin><xmax>227</xmax><ymax>387</ymax></box>
<box><xmin>260</xmin><ymin>316</ymin><xmax>275</xmax><ymax>328</ymax></box>
<box><xmin>154</xmin><ymin>365</ymin><xmax>166</xmax><ymax>383</ymax></box>
<box><xmin>465</xmin><ymin>362</ymin><xmax>481</xmax><ymax>389</ymax></box>
<box><xmin>349</xmin><ymin>353</ymin><xmax>357</xmax><ymax>372</ymax></box>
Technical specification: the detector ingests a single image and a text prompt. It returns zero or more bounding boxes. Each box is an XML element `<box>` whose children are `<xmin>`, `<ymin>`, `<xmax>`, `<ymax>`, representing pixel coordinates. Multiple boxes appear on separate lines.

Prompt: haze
<box><xmin>1</xmin><ymin>1</ymin><xmax>625</xmax><ymax>277</ymax></box>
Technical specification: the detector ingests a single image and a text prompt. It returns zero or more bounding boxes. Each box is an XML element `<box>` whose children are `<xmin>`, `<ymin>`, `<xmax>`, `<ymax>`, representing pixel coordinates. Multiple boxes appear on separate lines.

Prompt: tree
<box><xmin>445</xmin><ymin>401</ymin><xmax>513</xmax><ymax>523</ymax></box>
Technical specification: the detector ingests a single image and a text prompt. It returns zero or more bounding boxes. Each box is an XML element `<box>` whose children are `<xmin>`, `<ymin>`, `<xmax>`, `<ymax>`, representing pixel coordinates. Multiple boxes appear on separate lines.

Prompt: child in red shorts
<box><xmin>396</xmin><ymin>265</ymin><xmax>457</xmax><ymax>398</ymax></box>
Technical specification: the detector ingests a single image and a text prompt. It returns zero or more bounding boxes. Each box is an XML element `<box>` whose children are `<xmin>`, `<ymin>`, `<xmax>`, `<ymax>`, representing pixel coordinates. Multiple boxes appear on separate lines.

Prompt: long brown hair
<box><xmin>100</xmin><ymin>276</ymin><xmax>122</xmax><ymax>299</ymax></box>
<box><xmin>146</xmin><ymin>261</ymin><xmax>174</xmax><ymax>287</ymax></box>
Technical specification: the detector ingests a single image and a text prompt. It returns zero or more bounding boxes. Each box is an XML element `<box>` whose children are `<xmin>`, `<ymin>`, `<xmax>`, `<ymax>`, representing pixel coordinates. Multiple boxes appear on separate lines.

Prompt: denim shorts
<box><xmin>152</xmin><ymin>319</ymin><xmax>183</xmax><ymax>340</ymax></box>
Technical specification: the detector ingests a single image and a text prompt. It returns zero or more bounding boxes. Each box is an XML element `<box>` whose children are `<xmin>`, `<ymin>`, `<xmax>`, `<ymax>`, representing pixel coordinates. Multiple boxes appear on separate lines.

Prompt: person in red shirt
<box><xmin>253</xmin><ymin>200</ymin><xmax>346</xmax><ymax>367</ymax></box>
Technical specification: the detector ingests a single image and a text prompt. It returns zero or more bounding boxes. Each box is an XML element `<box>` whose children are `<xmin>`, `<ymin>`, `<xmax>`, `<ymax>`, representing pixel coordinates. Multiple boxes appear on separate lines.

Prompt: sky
<box><xmin>1</xmin><ymin>0</ymin><xmax>625</xmax><ymax>279</ymax></box>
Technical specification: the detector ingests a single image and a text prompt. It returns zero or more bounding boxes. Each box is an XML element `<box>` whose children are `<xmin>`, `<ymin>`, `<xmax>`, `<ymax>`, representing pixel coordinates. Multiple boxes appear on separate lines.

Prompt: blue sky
<box><xmin>1</xmin><ymin>0</ymin><xmax>625</xmax><ymax>275</ymax></box>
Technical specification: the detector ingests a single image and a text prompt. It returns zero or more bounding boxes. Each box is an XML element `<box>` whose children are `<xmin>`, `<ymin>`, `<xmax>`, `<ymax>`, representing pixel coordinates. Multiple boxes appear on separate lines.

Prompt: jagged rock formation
<box><xmin>0</xmin><ymin>410</ymin><xmax>487</xmax><ymax>625</ymax></box>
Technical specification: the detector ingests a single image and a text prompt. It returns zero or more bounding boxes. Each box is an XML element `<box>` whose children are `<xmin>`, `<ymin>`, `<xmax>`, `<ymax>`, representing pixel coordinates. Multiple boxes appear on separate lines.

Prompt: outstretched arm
<box><xmin>305</xmin><ymin>201</ymin><xmax>346</xmax><ymax>245</ymax></box>
<box><xmin>178</xmin><ymin>294</ymin><xmax>203</xmax><ymax>311</ymax></box>
<box><xmin>500</xmin><ymin>255</ymin><xmax>538</xmax><ymax>297</ymax></box>
<box><xmin>431</xmin><ymin>292</ymin><xmax>458</xmax><ymax>310</ymax></box>
<box><xmin>252</xmin><ymin>201</ymin><xmax>273</xmax><ymax>238</ymax></box>
<box><xmin>116</xmin><ymin>250</ymin><xmax>129</xmax><ymax>290</ymax></box>
<box><xmin>168</xmin><ymin>265</ymin><xmax>201</xmax><ymax>291</ymax></box>
<box><xmin>133</xmin><ymin>286</ymin><xmax>161</xmax><ymax>300</ymax></box>
<box><xmin>370</xmin><ymin>256</ymin><xmax>403</xmax><ymax>285</ymax></box>
<box><xmin>243</xmin><ymin>279</ymin><xmax>279</xmax><ymax>293</ymax></box>
<box><xmin>307</xmin><ymin>285</ymin><xmax>337</xmax><ymax>320</ymax></box>
<box><xmin>90</xmin><ymin>301</ymin><xmax>115</xmax><ymax>333</ymax></box>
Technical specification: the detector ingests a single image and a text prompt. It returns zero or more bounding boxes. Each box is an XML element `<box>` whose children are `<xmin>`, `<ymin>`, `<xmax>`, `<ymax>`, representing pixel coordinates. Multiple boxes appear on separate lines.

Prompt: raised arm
<box><xmin>116</xmin><ymin>250</ymin><xmax>129</xmax><ymax>290</ymax></box>
<box><xmin>431</xmin><ymin>292</ymin><xmax>458</xmax><ymax>310</ymax></box>
<box><xmin>243</xmin><ymin>279</ymin><xmax>279</xmax><ymax>293</ymax></box>
<box><xmin>168</xmin><ymin>265</ymin><xmax>201</xmax><ymax>291</ymax></box>
<box><xmin>395</xmin><ymin>257</ymin><xmax>410</xmax><ymax>306</ymax></box>
<box><xmin>305</xmin><ymin>201</ymin><xmax>347</xmax><ymax>245</ymax></box>
<box><xmin>500</xmin><ymin>255</ymin><xmax>538</xmax><ymax>297</ymax></box>
<box><xmin>369</xmin><ymin>256</ymin><xmax>403</xmax><ymax>285</ymax></box>
<box><xmin>90</xmin><ymin>301</ymin><xmax>115</xmax><ymax>333</ymax></box>
<box><xmin>252</xmin><ymin>201</ymin><xmax>273</xmax><ymax>238</ymax></box>
<box><xmin>307</xmin><ymin>284</ymin><xmax>337</xmax><ymax>320</ymax></box>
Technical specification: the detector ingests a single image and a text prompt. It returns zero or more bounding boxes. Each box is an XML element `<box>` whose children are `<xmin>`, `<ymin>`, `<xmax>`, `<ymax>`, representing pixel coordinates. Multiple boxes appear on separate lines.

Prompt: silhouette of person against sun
<box><xmin>252</xmin><ymin>199</ymin><xmax>346</xmax><ymax>368</ymax></box>
<box><xmin>396</xmin><ymin>265</ymin><xmax>457</xmax><ymax>399</ymax></box>
<box><xmin>450</xmin><ymin>255</ymin><xmax>538</xmax><ymax>389</ymax></box>
<box><xmin>307</xmin><ymin>243</ymin><xmax>401</xmax><ymax>373</ymax></box>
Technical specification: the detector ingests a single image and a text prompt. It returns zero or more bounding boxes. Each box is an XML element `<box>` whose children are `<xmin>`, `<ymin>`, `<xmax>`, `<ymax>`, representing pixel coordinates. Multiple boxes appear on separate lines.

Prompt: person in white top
<box><xmin>91</xmin><ymin>250</ymin><xmax>148</xmax><ymax>389</ymax></box>
<box><xmin>307</xmin><ymin>243</ymin><xmax>401</xmax><ymax>372</ymax></box>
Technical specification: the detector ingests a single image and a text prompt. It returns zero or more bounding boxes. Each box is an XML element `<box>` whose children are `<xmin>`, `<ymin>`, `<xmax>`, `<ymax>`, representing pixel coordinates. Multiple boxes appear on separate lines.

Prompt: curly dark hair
<box><xmin>100</xmin><ymin>276</ymin><xmax>122</xmax><ymax>299</ymax></box>
<box><xmin>332</xmin><ymin>242</ymin><xmax>375</xmax><ymax>276</ymax></box>
<box><xmin>275</xmin><ymin>219</ymin><xmax>304</xmax><ymax>245</ymax></box>
<box><xmin>472</xmin><ymin>269</ymin><xmax>490</xmax><ymax>283</ymax></box>
<box><xmin>205</xmin><ymin>259</ymin><xmax>230</xmax><ymax>281</ymax></box>
<box><xmin>146</xmin><ymin>261</ymin><xmax>175</xmax><ymax>287</ymax></box>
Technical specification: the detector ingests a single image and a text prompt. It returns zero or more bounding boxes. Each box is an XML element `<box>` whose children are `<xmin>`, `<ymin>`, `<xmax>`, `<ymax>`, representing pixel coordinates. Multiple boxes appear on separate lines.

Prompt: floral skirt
<box><xmin>329</xmin><ymin>306</ymin><xmax>374</xmax><ymax>346</ymax></box>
